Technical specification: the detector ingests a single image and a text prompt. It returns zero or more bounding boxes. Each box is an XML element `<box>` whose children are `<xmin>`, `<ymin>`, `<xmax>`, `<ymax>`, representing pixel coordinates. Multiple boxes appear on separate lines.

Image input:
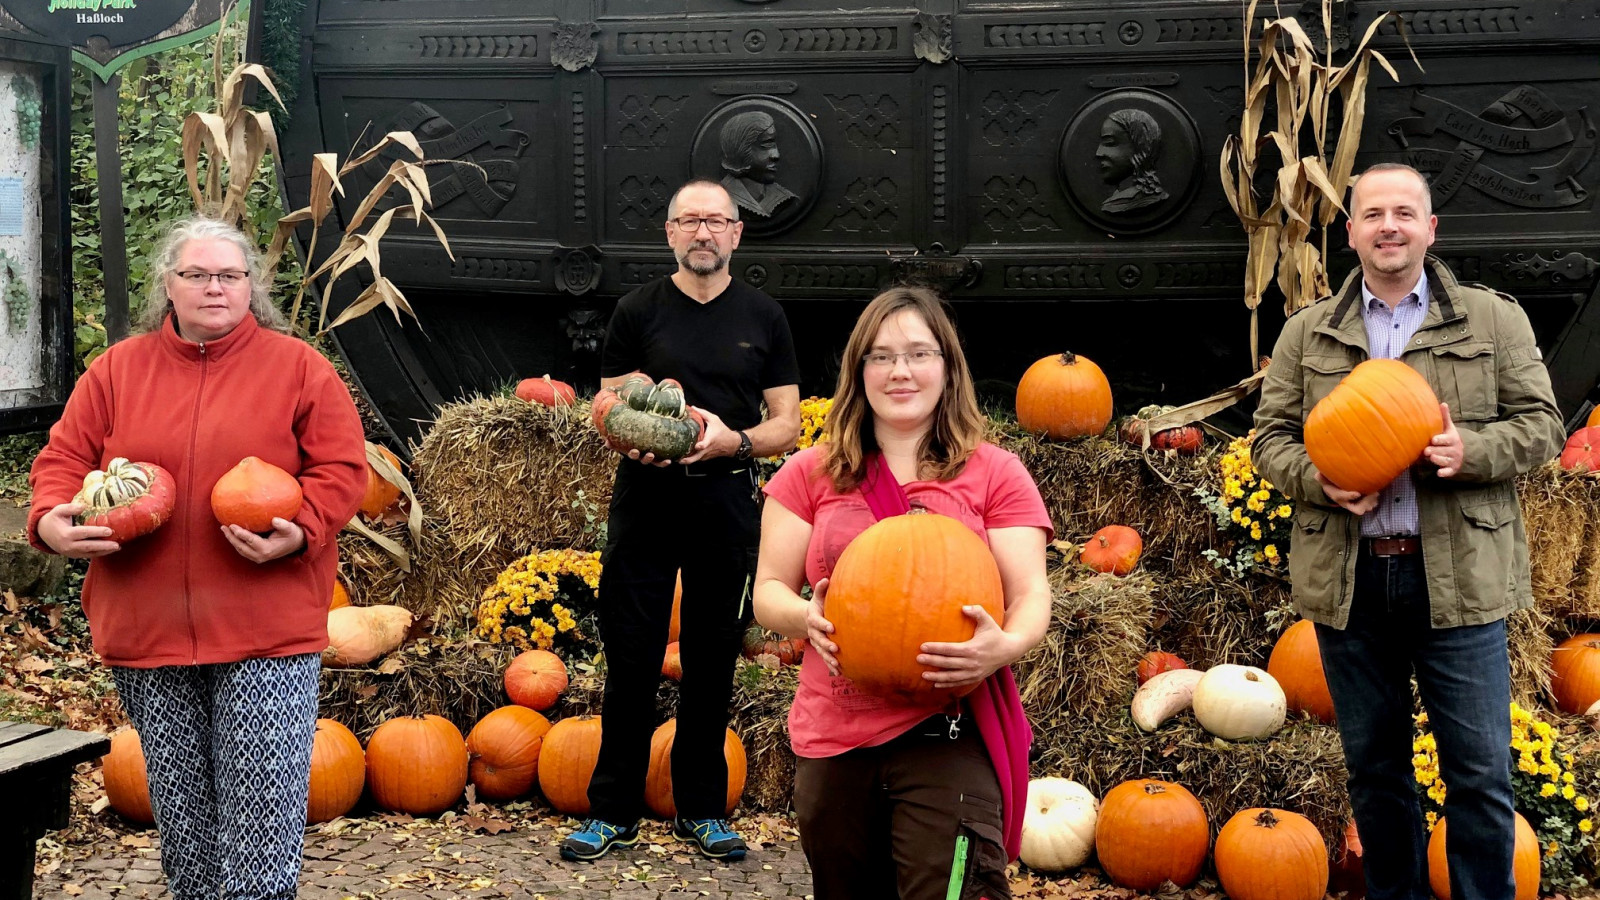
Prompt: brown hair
<box><xmin>819</xmin><ymin>286</ymin><xmax>987</xmax><ymax>493</ymax></box>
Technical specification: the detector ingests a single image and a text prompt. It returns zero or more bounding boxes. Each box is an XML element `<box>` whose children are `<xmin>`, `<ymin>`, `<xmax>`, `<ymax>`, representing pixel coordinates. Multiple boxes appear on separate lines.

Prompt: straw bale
<box><xmin>1506</xmin><ymin>606</ymin><xmax>1555</xmax><ymax>709</ymax></box>
<box><xmin>1015</xmin><ymin>566</ymin><xmax>1155</xmax><ymax>731</ymax></box>
<box><xmin>318</xmin><ymin>637</ymin><xmax>520</xmax><ymax>741</ymax></box>
<box><xmin>1153</xmin><ymin>571</ymin><xmax>1296</xmax><ymax>670</ymax></box>
<box><xmin>335</xmin><ymin>521</ymin><xmax>413</xmax><ymax>610</ymax></box>
<box><xmin>1519</xmin><ymin>463</ymin><xmax>1600</xmax><ymax>619</ymax></box>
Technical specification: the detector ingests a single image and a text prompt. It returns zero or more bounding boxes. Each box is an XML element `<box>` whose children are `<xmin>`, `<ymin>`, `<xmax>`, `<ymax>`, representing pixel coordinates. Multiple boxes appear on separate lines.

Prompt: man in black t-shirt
<box><xmin>561</xmin><ymin>180</ymin><xmax>801</xmax><ymax>863</ymax></box>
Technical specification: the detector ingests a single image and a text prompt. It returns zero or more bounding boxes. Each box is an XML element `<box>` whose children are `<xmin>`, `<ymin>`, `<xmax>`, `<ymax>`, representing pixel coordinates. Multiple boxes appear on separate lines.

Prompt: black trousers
<box><xmin>587</xmin><ymin>460</ymin><xmax>760</xmax><ymax>823</ymax></box>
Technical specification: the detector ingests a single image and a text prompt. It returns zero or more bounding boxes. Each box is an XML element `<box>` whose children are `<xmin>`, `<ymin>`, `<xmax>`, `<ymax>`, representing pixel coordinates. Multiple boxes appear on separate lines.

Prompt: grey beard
<box><xmin>679</xmin><ymin>249</ymin><xmax>728</xmax><ymax>276</ymax></box>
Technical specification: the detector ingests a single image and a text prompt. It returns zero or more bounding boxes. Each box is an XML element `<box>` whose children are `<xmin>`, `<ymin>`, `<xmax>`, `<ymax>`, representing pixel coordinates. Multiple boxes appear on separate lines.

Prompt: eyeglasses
<box><xmin>863</xmin><ymin>349</ymin><xmax>944</xmax><ymax>368</ymax></box>
<box><xmin>173</xmin><ymin>270</ymin><xmax>249</xmax><ymax>287</ymax></box>
<box><xmin>669</xmin><ymin>216</ymin><xmax>734</xmax><ymax>233</ymax></box>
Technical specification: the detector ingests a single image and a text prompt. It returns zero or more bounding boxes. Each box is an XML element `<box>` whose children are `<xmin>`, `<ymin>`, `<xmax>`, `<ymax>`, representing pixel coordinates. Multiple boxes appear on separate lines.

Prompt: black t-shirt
<box><xmin>600</xmin><ymin>277</ymin><xmax>800</xmax><ymax>431</ymax></box>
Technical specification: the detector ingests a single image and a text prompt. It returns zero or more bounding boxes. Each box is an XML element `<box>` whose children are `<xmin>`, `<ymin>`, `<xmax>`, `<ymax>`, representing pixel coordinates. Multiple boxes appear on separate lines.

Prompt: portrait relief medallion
<box><xmin>691</xmin><ymin>95</ymin><xmax>823</xmax><ymax>238</ymax></box>
<box><xmin>1059</xmin><ymin>89</ymin><xmax>1201</xmax><ymax>234</ymax></box>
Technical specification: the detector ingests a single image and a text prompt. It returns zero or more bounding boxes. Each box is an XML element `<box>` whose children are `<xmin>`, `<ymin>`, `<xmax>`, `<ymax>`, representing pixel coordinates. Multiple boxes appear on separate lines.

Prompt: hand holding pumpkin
<box><xmin>1421</xmin><ymin>403</ymin><xmax>1464</xmax><ymax>478</ymax></box>
<box><xmin>221</xmin><ymin>517</ymin><xmax>306</xmax><ymax>563</ymax></box>
<box><xmin>677</xmin><ymin>405</ymin><xmax>733</xmax><ymax>465</ymax></box>
<box><xmin>37</xmin><ymin>502</ymin><xmax>121</xmax><ymax>558</ymax></box>
<box><xmin>916</xmin><ymin>605</ymin><xmax>1019</xmax><ymax>690</ymax></box>
<box><xmin>804</xmin><ymin>577</ymin><xmax>840</xmax><ymax>676</ymax></box>
<box><xmin>1315</xmin><ymin>471</ymin><xmax>1380</xmax><ymax>516</ymax></box>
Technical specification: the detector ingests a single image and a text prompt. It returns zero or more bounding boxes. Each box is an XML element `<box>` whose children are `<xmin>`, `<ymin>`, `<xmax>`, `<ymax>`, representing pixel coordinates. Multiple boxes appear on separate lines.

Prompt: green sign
<box><xmin>3</xmin><ymin>0</ymin><xmax>228</xmax><ymax>80</ymax></box>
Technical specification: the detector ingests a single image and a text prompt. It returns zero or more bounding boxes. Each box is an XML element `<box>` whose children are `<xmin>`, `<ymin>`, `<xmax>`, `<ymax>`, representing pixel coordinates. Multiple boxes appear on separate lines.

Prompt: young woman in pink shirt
<box><xmin>754</xmin><ymin>286</ymin><xmax>1053</xmax><ymax>899</ymax></box>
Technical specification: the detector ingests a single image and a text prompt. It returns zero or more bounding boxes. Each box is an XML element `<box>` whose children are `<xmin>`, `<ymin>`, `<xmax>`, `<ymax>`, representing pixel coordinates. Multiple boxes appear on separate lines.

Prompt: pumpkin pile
<box><xmin>73</xmin><ymin>457</ymin><xmax>176</xmax><ymax>543</ymax></box>
<box><xmin>591</xmin><ymin>373</ymin><xmax>706</xmax><ymax>461</ymax></box>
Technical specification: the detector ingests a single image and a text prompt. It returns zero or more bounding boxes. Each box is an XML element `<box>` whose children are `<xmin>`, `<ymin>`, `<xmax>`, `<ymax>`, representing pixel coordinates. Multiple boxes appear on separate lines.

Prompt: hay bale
<box><xmin>1015</xmin><ymin>566</ymin><xmax>1155</xmax><ymax>731</ymax></box>
<box><xmin>1507</xmin><ymin>606</ymin><xmax>1556</xmax><ymax>709</ymax></box>
<box><xmin>1520</xmin><ymin>463</ymin><xmax>1600</xmax><ymax>619</ymax></box>
<box><xmin>409</xmin><ymin>396</ymin><xmax>615</xmax><ymax>630</ymax></box>
<box><xmin>319</xmin><ymin>638</ymin><xmax>520</xmax><ymax>741</ymax></box>
<box><xmin>1153</xmin><ymin>570</ymin><xmax>1296</xmax><ymax>670</ymax></box>
<box><xmin>336</xmin><ymin>521</ymin><xmax>413</xmax><ymax>610</ymax></box>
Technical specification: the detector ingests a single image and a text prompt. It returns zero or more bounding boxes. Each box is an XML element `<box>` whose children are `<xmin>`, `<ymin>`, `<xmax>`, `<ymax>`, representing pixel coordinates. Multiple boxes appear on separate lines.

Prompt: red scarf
<box><xmin>859</xmin><ymin>453</ymin><xmax>1032</xmax><ymax>861</ymax></box>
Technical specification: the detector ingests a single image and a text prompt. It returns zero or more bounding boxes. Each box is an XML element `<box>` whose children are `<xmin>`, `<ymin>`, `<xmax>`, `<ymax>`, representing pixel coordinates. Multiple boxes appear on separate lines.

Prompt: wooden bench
<box><xmin>0</xmin><ymin>721</ymin><xmax>111</xmax><ymax>900</ymax></box>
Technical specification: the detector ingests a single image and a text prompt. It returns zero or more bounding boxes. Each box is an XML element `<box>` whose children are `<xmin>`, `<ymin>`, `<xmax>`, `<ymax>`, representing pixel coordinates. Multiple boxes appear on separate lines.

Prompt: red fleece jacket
<box><xmin>28</xmin><ymin>314</ymin><xmax>367</xmax><ymax>667</ymax></box>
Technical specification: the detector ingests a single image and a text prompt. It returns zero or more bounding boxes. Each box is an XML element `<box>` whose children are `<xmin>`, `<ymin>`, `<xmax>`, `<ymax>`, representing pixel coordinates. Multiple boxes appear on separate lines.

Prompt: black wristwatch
<box><xmin>734</xmin><ymin>430</ymin><xmax>753</xmax><ymax>461</ymax></box>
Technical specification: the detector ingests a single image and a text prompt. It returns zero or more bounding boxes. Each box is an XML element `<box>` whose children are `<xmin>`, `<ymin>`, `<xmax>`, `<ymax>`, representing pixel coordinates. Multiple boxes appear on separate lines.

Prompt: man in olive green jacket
<box><xmin>1253</xmin><ymin>164</ymin><xmax>1564</xmax><ymax>900</ymax></box>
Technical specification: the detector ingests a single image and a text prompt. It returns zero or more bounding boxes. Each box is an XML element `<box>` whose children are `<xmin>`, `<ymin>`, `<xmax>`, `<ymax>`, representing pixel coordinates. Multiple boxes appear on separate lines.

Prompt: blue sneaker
<box><xmin>674</xmin><ymin>817</ymin><xmax>748</xmax><ymax>860</ymax></box>
<box><xmin>559</xmin><ymin>818</ymin><xmax>640</xmax><ymax>861</ymax></box>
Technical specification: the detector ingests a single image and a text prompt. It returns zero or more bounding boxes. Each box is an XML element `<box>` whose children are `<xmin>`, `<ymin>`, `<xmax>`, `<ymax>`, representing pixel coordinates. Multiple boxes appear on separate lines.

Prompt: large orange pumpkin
<box><xmin>1551</xmin><ymin>633</ymin><xmax>1600</xmax><ymax>714</ymax></box>
<box><xmin>1214</xmin><ymin>808</ymin><xmax>1329</xmax><ymax>900</ymax></box>
<box><xmin>102</xmin><ymin>728</ymin><xmax>155</xmax><ymax>825</ymax></box>
<box><xmin>466</xmin><ymin>706</ymin><xmax>552</xmax><ymax>801</ymax></box>
<box><xmin>643</xmin><ymin>719</ymin><xmax>747</xmax><ymax>818</ymax></box>
<box><xmin>1016</xmin><ymin>352</ymin><xmax>1114</xmax><ymax>440</ymax></box>
<box><xmin>330</xmin><ymin>578</ymin><xmax>351</xmax><ymax>610</ymax></box>
<box><xmin>826</xmin><ymin>510</ymin><xmax>1004</xmax><ymax>705</ymax></box>
<box><xmin>505</xmin><ymin>649</ymin><xmax>568</xmax><ymax>711</ymax></box>
<box><xmin>365</xmin><ymin>715</ymin><xmax>468</xmax><ymax>816</ymax></box>
<box><xmin>1080</xmin><ymin>525</ymin><xmax>1143</xmax><ymax>576</ymax></box>
<box><xmin>211</xmin><ymin>456</ymin><xmax>303</xmax><ymax>532</ymax></box>
<box><xmin>1093</xmin><ymin>779</ymin><xmax>1209</xmax><ymax>891</ymax></box>
<box><xmin>359</xmin><ymin>445</ymin><xmax>403</xmax><ymax>519</ymax></box>
<box><xmin>1559</xmin><ymin>426</ymin><xmax>1600</xmax><ymax>473</ymax></box>
<box><xmin>1266</xmin><ymin>620</ymin><xmax>1336</xmax><ymax>724</ymax></box>
<box><xmin>306</xmin><ymin>719</ymin><xmax>365</xmax><ymax>824</ymax></box>
<box><xmin>537</xmin><ymin>715</ymin><xmax>604</xmax><ymax>815</ymax></box>
<box><xmin>1304</xmin><ymin>359</ymin><xmax>1442</xmax><ymax>495</ymax></box>
<box><xmin>1427</xmin><ymin>813</ymin><xmax>1540</xmax><ymax>900</ymax></box>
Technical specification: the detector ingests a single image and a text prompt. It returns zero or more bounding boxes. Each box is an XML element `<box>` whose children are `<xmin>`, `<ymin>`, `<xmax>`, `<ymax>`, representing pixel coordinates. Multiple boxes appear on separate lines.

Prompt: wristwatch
<box><xmin>734</xmin><ymin>430</ymin><xmax>753</xmax><ymax>461</ymax></box>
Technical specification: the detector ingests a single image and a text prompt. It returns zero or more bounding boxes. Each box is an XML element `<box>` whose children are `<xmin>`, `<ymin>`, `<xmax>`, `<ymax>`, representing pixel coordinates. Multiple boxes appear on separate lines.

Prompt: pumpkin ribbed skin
<box><xmin>365</xmin><ymin>715</ymin><xmax>468</xmax><ymax>816</ymax></box>
<box><xmin>466</xmin><ymin>706</ymin><xmax>552</xmax><ymax>801</ymax></box>
<box><xmin>593</xmin><ymin>373</ymin><xmax>705</xmax><ymax>460</ymax></box>
<box><xmin>210</xmin><ymin>456</ymin><xmax>304</xmax><ymax>532</ymax></box>
<box><xmin>1019</xmin><ymin>777</ymin><xmax>1098</xmax><ymax>872</ymax></box>
<box><xmin>1214</xmin><ymin>808</ymin><xmax>1329</xmax><ymax>900</ymax></box>
<box><xmin>1559</xmin><ymin>426</ymin><xmax>1600</xmax><ymax>473</ymax></box>
<box><xmin>102</xmin><ymin>728</ymin><xmax>155</xmax><ymax>825</ymax></box>
<box><xmin>826</xmin><ymin>511</ymin><xmax>1004</xmax><ymax>705</ymax></box>
<box><xmin>505</xmin><ymin>650</ymin><xmax>568</xmax><ymax>711</ymax></box>
<box><xmin>1094</xmin><ymin>779</ymin><xmax>1209</xmax><ymax>891</ymax></box>
<box><xmin>537</xmin><ymin>716</ymin><xmax>604</xmax><ymax>815</ymax></box>
<box><xmin>1080</xmin><ymin>525</ymin><xmax>1143</xmax><ymax>576</ymax></box>
<box><xmin>73</xmin><ymin>458</ymin><xmax>176</xmax><ymax>543</ymax></box>
<box><xmin>1016</xmin><ymin>352</ymin><xmax>1114</xmax><ymax>440</ymax></box>
<box><xmin>1304</xmin><ymin>358</ymin><xmax>1442</xmax><ymax>495</ymax></box>
<box><xmin>1427</xmin><ymin>813</ymin><xmax>1540</xmax><ymax>900</ymax></box>
<box><xmin>514</xmin><ymin>375</ymin><xmax>576</xmax><ymax>406</ymax></box>
<box><xmin>1551</xmin><ymin>633</ymin><xmax>1600</xmax><ymax>714</ymax></box>
<box><xmin>359</xmin><ymin>446</ymin><xmax>403</xmax><ymax>519</ymax></box>
<box><xmin>643</xmin><ymin>720</ymin><xmax>746</xmax><ymax>818</ymax></box>
<box><xmin>1267</xmin><ymin>620</ymin><xmax>1336</xmax><ymax>724</ymax></box>
<box><xmin>307</xmin><ymin>719</ymin><xmax>365</xmax><ymax>824</ymax></box>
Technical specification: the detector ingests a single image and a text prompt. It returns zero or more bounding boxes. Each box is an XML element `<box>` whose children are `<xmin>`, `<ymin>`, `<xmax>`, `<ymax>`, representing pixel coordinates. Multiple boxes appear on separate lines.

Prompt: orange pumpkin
<box><xmin>742</xmin><ymin>626</ymin><xmax>805</xmax><ymax>664</ymax></box>
<box><xmin>537</xmin><ymin>715</ymin><xmax>604</xmax><ymax>815</ymax></box>
<box><xmin>102</xmin><ymin>728</ymin><xmax>155</xmax><ymax>825</ymax></box>
<box><xmin>1427</xmin><ymin>813</ymin><xmax>1540</xmax><ymax>900</ymax></box>
<box><xmin>466</xmin><ymin>706</ymin><xmax>552</xmax><ymax>801</ymax></box>
<box><xmin>643</xmin><ymin>719</ymin><xmax>747</xmax><ymax>819</ymax></box>
<box><xmin>1559</xmin><ymin>426</ymin><xmax>1600</xmax><ymax>473</ymax></box>
<box><xmin>1304</xmin><ymin>359</ymin><xmax>1443</xmax><ymax>495</ymax></box>
<box><xmin>330</xmin><ymin>578</ymin><xmax>351</xmax><ymax>610</ymax></box>
<box><xmin>359</xmin><ymin>445</ymin><xmax>403</xmax><ymax>519</ymax></box>
<box><xmin>505</xmin><ymin>649</ymin><xmax>568</xmax><ymax>711</ymax></box>
<box><xmin>1214</xmin><ymin>808</ymin><xmax>1329</xmax><ymax>900</ymax></box>
<box><xmin>1016</xmin><ymin>351</ymin><xmax>1114</xmax><ymax>440</ymax></box>
<box><xmin>514</xmin><ymin>375</ymin><xmax>576</xmax><ymax>407</ymax></box>
<box><xmin>1094</xmin><ymin>779</ymin><xmax>1209</xmax><ymax>891</ymax></box>
<box><xmin>1137</xmin><ymin>650</ymin><xmax>1187</xmax><ymax>685</ymax></box>
<box><xmin>365</xmin><ymin>715</ymin><xmax>468</xmax><ymax>816</ymax></box>
<box><xmin>1329</xmin><ymin>820</ymin><xmax>1366</xmax><ymax>899</ymax></box>
<box><xmin>662</xmin><ymin>642</ymin><xmax>683</xmax><ymax>681</ymax></box>
<box><xmin>1551</xmin><ymin>633</ymin><xmax>1600</xmax><ymax>714</ymax></box>
<box><xmin>1266</xmin><ymin>620</ymin><xmax>1336</xmax><ymax>724</ymax></box>
<box><xmin>306</xmin><ymin>719</ymin><xmax>365</xmax><ymax>824</ymax></box>
<box><xmin>1589</xmin><ymin>407</ymin><xmax>1600</xmax><ymax>429</ymax></box>
<box><xmin>1080</xmin><ymin>525</ymin><xmax>1143</xmax><ymax>576</ymax></box>
<box><xmin>211</xmin><ymin>456</ymin><xmax>304</xmax><ymax>532</ymax></box>
<box><xmin>826</xmin><ymin>510</ymin><xmax>1004</xmax><ymax>705</ymax></box>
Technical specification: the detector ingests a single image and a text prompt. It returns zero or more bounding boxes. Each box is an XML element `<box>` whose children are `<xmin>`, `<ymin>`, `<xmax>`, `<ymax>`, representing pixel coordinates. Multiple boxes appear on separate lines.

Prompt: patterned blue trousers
<box><xmin>111</xmin><ymin>653</ymin><xmax>321</xmax><ymax>900</ymax></box>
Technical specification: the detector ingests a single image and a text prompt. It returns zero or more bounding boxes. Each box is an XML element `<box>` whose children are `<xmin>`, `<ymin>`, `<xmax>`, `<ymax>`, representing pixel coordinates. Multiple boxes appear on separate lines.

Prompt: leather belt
<box><xmin>1363</xmin><ymin>536</ymin><xmax>1421</xmax><ymax>556</ymax></box>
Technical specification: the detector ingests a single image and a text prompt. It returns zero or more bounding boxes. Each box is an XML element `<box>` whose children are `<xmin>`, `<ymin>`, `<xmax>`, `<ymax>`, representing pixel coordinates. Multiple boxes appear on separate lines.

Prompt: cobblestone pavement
<box><xmin>33</xmin><ymin>814</ymin><xmax>817</xmax><ymax>900</ymax></box>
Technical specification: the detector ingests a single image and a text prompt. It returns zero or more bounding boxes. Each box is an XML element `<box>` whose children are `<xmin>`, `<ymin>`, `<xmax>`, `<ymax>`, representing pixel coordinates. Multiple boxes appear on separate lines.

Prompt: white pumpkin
<box><xmin>1130</xmin><ymin>668</ymin><xmax>1206</xmax><ymax>732</ymax></box>
<box><xmin>1192</xmin><ymin>664</ymin><xmax>1286</xmax><ymax>741</ymax></box>
<box><xmin>1019</xmin><ymin>777</ymin><xmax>1098</xmax><ymax>872</ymax></box>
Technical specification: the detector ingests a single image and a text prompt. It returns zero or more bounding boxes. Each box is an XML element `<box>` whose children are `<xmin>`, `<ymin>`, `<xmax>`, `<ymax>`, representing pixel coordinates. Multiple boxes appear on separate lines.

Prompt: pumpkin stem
<box><xmin>1058</xmin><ymin>351</ymin><xmax>1079</xmax><ymax>366</ymax></box>
<box><xmin>1255</xmin><ymin>809</ymin><xmax>1281</xmax><ymax>828</ymax></box>
<box><xmin>1142</xmin><ymin>782</ymin><xmax>1168</xmax><ymax>796</ymax></box>
<box><xmin>1244</xmin><ymin>671</ymin><xmax>1261</xmax><ymax>682</ymax></box>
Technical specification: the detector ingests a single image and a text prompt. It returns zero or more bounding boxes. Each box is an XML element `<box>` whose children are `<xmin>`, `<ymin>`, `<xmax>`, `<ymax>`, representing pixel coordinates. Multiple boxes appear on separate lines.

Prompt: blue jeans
<box><xmin>1314</xmin><ymin>551</ymin><xmax>1516</xmax><ymax>900</ymax></box>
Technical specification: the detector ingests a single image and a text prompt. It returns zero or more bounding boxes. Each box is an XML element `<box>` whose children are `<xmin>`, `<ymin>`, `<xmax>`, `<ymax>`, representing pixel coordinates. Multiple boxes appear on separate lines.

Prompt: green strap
<box><xmin>945</xmin><ymin>834</ymin><xmax>969</xmax><ymax>900</ymax></box>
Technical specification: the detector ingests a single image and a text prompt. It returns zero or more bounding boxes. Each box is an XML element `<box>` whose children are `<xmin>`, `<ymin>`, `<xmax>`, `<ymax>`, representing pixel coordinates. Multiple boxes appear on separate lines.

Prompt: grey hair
<box><xmin>137</xmin><ymin>216</ymin><xmax>287</xmax><ymax>334</ymax></box>
<box><xmin>665</xmin><ymin>179</ymin><xmax>739</xmax><ymax>222</ymax></box>
<box><xmin>1352</xmin><ymin>162</ymin><xmax>1434</xmax><ymax>217</ymax></box>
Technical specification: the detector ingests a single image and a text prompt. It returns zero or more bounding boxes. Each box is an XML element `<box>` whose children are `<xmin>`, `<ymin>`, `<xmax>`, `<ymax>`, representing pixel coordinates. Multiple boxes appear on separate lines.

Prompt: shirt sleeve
<box><xmin>600</xmin><ymin>294</ymin><xmax>643</xmax><ymax>379</ymax></box>
<box><xmin>760</xmin><ymin>299</ymin><xmax>802</xmax><ymax>389</ymax></box>
<box><xmin>290</xmin><ymin>353</ymin><xmax>369</xmax><ymax>561</ymax></box>
<box><xmin>983</xmin><ymin>448</ymin><xmax>1055</xmax><ymax>540</ymax></box>
<box><xmin>27</xmin><ymin>356</ymin><xmax>116</xmax><ymax>552</ymax></box>
<box><xmin>762</xmin><ymin>447</ymin><xmax>820</xmax><ymax>523</ymax></box>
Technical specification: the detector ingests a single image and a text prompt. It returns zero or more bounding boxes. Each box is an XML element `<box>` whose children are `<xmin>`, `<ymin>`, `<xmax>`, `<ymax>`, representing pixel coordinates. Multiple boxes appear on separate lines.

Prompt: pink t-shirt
<box><xmin>762</xmin><ymin>443</ymin><xmax>1054</xmax><ymax>758</ymax></box>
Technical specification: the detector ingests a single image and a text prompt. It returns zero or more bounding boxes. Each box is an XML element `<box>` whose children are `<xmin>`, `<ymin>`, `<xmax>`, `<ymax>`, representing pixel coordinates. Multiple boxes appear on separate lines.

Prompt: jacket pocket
<box><xmin>1299</xmin><ymin>354</ymin><xmax>1354</xmax><ymax>420</ymax></box>
<box><xmin>1431</xmin><ymin>340</ymin><xmax>1497</xmax><ymax>422</ymax></box>
<box><xmin>1287</xmin><ymin>508</ymin><xmax>1339</xmax><ymax>618</ymax></box>
<box><xmin>1461</xmin><ymin>500</ymin><xmax>1514</xmax><ymax>530</ymax></box>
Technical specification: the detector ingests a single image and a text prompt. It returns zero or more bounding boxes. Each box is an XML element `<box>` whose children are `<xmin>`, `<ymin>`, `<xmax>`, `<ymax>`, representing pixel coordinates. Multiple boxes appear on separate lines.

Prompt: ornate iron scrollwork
<box><xmin>551</xmin><ymin>22</ymin><xmax>600</xmax><ymax>72</ymax></box>
<box><xmin>553</xmin><ymin>246</ymin><xmax>603</xmax><ymax>296</ymax></box>
<box><xmin>889</xmin><ymin>244</ymin><xmax>983</xmax><ymax>292</ymax></box>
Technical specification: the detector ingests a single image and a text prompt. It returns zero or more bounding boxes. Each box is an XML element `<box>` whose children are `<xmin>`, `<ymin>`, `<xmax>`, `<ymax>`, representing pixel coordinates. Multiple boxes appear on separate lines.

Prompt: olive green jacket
<box><xmin>1252</xmin><ymin>256</ymin><xmax>1565</xmax><ymax>629</ymax></box>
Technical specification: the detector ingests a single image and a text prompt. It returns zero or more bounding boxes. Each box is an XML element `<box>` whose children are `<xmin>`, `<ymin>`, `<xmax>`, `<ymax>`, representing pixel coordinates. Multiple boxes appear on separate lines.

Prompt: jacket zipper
<box><xmin>183</xmin><ymin>342</ymin><xmax>208</xmax><ymax>664</ymax></box>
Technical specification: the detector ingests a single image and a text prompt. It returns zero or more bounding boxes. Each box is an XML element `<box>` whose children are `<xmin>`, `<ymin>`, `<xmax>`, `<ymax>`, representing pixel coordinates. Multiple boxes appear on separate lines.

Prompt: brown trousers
<box><xmin>793</xmin><ymin>719</ymin><xmax>1009</xmax><ymax>900</ymax></box>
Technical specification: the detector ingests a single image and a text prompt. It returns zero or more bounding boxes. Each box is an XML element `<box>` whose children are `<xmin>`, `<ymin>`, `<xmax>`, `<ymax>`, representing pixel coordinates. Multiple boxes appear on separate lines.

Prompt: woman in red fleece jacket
<box><xmin>28</xmin><ymin>216</ymin><xmax>367</xmax><ymax>900</ymax></box>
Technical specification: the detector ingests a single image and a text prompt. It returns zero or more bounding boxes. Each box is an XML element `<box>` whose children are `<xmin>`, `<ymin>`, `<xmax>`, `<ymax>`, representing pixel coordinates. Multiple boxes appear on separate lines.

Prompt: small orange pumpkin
<box><xmin>1094</xmin><ymin>779</ymin><xmax>1210</xmax><ymax>891</ymax></box>
<box><xmin>211</xmin><ymin>456</ymin><xmax>303</xmax><ymax>532</ymax></box>
<box><xmin>536</xmin><ymin>715</ymin><xmax>604</xmax><ymax>815</ymax></box>
<box><xmin>515</xmin><ymin>375</ymin><xmax>576</xmax><ymax>406</ymax></box>
<box><xmin>365</xmin><ymin>715</ymin><xmax>468</xmax><ymax>816</ymax></box>
<box><xmin>1427</xmin><ymin>813</ymin><xmax>1540</xmax><ymax>900</ymax></box>
<box><xmin>306</xmin><ymin>719</ymin><xmax>365</xmax><ymax>824</ymax></box>
<box><xmin>643</xmin><ymin>719</ymin><xmax>747</xmax><ymax>819</ymax></box>
<box><xmin>1136</xmin><ymin>650</ymin><xmax>1187</xmax><ymax>685</ymax></box>
<box><xmin>466</xmin><ymin>706</ymin><xmax>552</xmax><ymax>801</ymax></box>
<box><xmin>359</xmin><ymin>445</ymin><xmax>403</xmax><ymax>519</ymax></box>
<box><xmin>1214</xmin><ymin>808</ymin><xmax>1329</xmax><ymax>900</ymax></box>
<box><xmin>1559</xmin><ymin>426</ymin><xmax>1600</xmax><ymax>473</ymax></box>
<box><xmin>1266</xmin><ymin>620</ymin><xmax>1336</xmax><ymax>724</ymax></box>
<box><xmin>1015</xmin><ymin>351</ymin><xmax>1114</xmax><ymax>440</ymax></box>
<box><xmin>504</xmin><ymin>650</ymin><xmax>568</xmax><ymax>711</ymax></box>
<box><xmin>1304</xmin><ymin>359</ymin><xmax>1442</xmax><ymax>495</ymax></box>
<box><xmin>102</xmin><ymin>728</ymin><xmax>155</xmax><ymax>825</ymax></box>
<box><xmin>1551</xmin><ymin>633</ymin><xmax>1600</xmax><ymax>714</ymax></box>
<box><xmin>330</xmin><ymin>578</ymin><xmax>351</xmax><ymax>610</ymax></box>
<box><xmin>1080</xmin><ymin>525</ymin><xmax>1143</xmax><ymax>576</ymax></box>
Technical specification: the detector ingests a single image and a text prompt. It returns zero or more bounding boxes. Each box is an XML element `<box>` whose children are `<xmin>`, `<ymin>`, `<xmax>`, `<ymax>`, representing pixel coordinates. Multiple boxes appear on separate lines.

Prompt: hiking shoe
<box><xmin>559</xmin><ymin>818</ymin><xmax>639</xmax><ymax>861</ymax></box>
<box><xmin>674</xmin><ymin>817</ymin><xmax>748</xmax><ymax>860</ymax></box>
